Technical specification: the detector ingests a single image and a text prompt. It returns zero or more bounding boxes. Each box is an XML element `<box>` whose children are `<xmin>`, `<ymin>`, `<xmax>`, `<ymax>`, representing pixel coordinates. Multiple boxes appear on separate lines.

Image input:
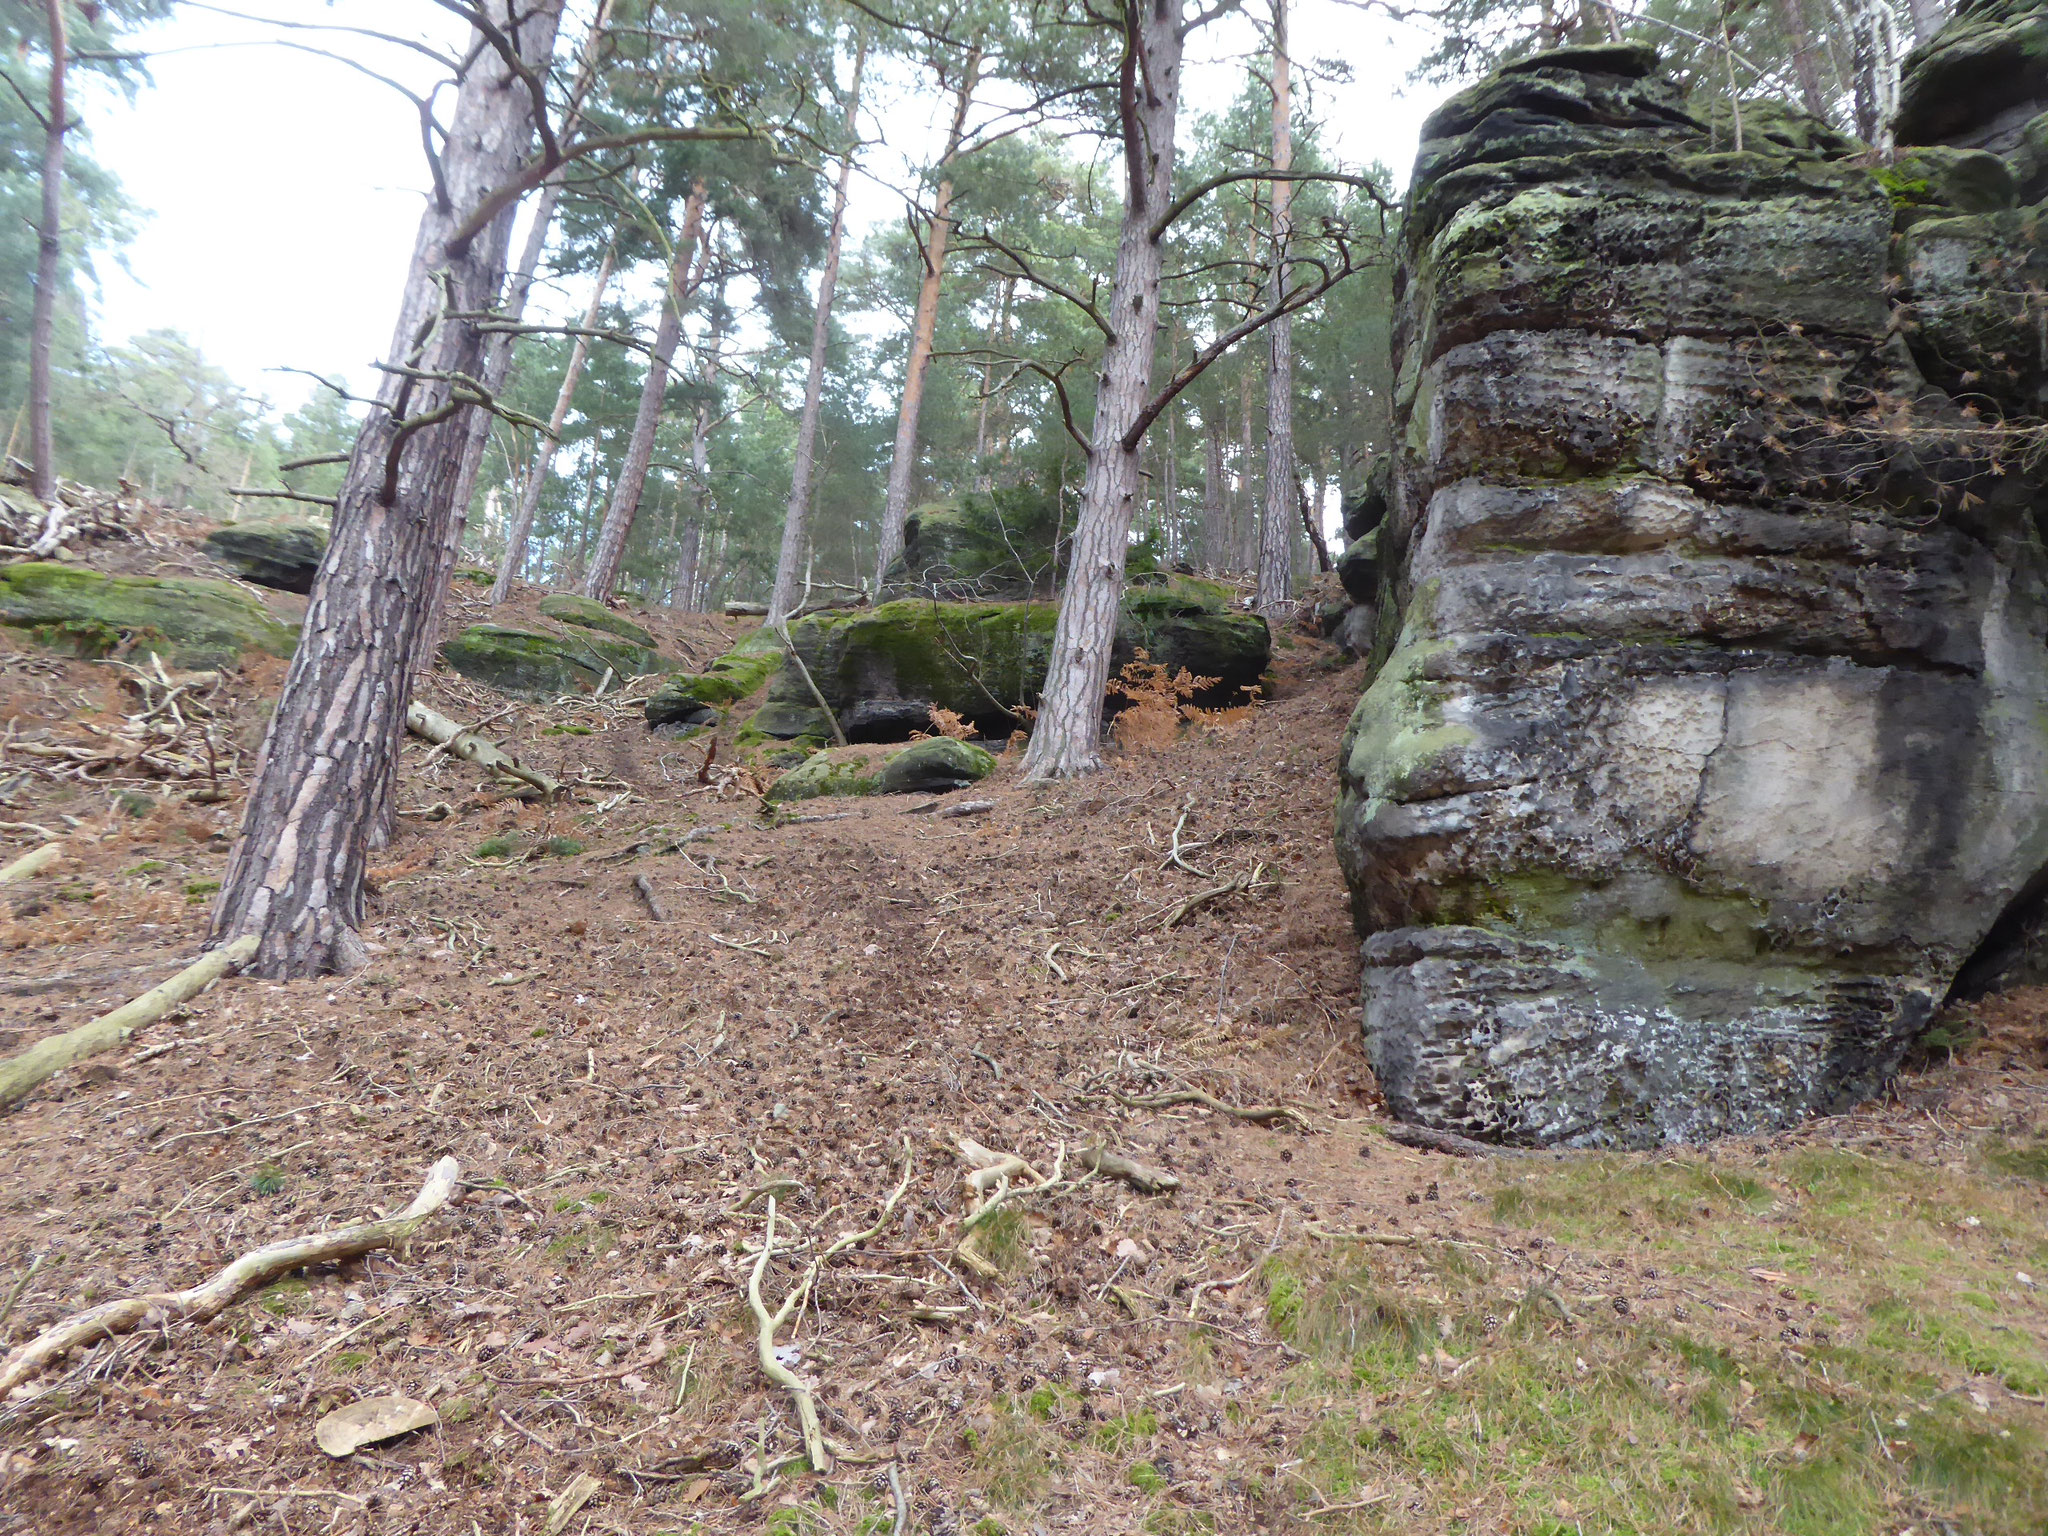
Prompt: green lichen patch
<box><xmin>536</xmin><ymin>592</ymin><xmax>658</xmax><ymax>649</ymax></box>
<box><xmin>765</xmin><ymin>736</ymin><xmax>996</xmax><ymax>802</ymax></box>
<box><xmin>442</xmin><ymin>623</ymin><xmax>663</xmax><ymax>697</ymax></box>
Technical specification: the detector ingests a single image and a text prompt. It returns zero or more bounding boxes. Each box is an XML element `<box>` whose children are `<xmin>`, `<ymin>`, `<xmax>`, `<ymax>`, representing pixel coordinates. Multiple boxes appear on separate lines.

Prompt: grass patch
<box><xmin>473</xmin><ymin>834</ymin><xmax>521</xmax><ymax>860</ymax></box>
<box><xmin>968</xmin><ymin>1396</ymin><xmax>1060</xmax><ymax>1511</ymax></box>
<box><xmin>1985</xmin><ymin>1137</ymin><xmax>2048</xmax><ymax>1183</ymax></box>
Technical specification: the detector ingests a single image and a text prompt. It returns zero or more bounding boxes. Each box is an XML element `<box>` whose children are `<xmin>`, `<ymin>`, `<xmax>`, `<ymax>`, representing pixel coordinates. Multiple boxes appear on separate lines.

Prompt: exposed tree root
<box><xmin>1383</xmin><ymin>1123</ymin><xmax>1529</xmax><ymax>1158</ymax></box>
<box><xmin>1112</xmin><ymin>1086</ymin><xmax>1311</xmax><ymax>1132</ymax></box>
<box><xmin>0</xmin><ymin>1157</ymin><xmax>461</xmax><ymax>1394</ymax></box>
<box><xmin>745</xmin><ymin>1144</ymin><xmax>913</xmax><ymax>1474</ymax></box>
<box><xmin>1153</xmin><ymin>860</ymin><xmax>1274</xmax><ymax>928</ymax></box>
<box><xmin>0</xmin><ymin>934</ymin><xmax>259</xmax><ymax>1113</ymax></box>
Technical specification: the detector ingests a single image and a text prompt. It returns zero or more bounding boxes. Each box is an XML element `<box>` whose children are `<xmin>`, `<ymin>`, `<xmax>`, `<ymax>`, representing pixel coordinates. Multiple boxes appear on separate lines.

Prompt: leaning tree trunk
<box><xmin>770</xmin><ymin>42</ymin><xmax>865</xmax><ymax>624</ymax></box>
<box><xmin>490</xmin><ymin>246</ymin><xmax>615</xmax><ymax>604</ymax></box>
<box><xmin>871</xmin><ymin>51</ymin><xmax>981</xmax><ymax>589</ymax></box>
<box><xmin>1020</xmin><ymin>0</ymin><xmax>1184</xmax><ymax>781</ymax></box>
<box><xmin>27</xmin><ymin>0</ymin><xmax>67</xmax><ymax>505</ymax></box>
<box><xmin>582</xmin><ymin>179</ymin><xmax>708</xmax><ymax>599</ymax></box>
<box><xmin>1255</xmin><ymin>0</ymin><xmax>1297</xmax><ymax>617</ymax></box>
<box><xmin>208</xmin><ymin>0</ymin><xmax>567</xmax><ymax>979</ymax></box>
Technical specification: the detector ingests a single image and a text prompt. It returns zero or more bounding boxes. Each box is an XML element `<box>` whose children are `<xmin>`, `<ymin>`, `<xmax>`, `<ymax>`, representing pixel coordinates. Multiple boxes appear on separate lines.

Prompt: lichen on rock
<box><xmin>1338</xmin><ymin>30</ymin><xmax>2048</xmax><ymax>1147</ymax></box>
<box><xmin>0</xmin><ymin>561</ymin><xmax>299</xmax><ymax>668</ymax></box>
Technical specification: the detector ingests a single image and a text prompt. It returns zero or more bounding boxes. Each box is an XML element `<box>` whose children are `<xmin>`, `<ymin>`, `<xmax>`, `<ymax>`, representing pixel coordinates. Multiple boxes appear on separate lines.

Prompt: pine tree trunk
<box><xmin>27</xmin><ymin>0</ymin><xmax>67</xmax><ymax>506</ymax></box>
<box><xmin>490</xmin><ymin>246</ymin><xmax>614</xmax><ymax>604</ymax></box>
<box><xmin>443</xmin><ymin>4</ymin><xmax>609</xmax><ymax>619</ymax></box>
<box><xmin>1020</xmin><ymin>1</ymin><xmax>1184</xmax><ymax>781</ymax></box>
<box><xmin>1201</xmin><ymin>404</ymin><xmax>1227</xmax><ymax>572</ymax></box>
<box><xmin>1255</xmin><ymin>0</ymin><xmax>1297</xmax><ymax>617</ymax></box>
<box><xmin>582</xmin><ymin>180</ymin><xmax>707</xmax><ymax>599</ymax></box>
<box><xmin>1162</xmin><ymin>397</ymin><xmax>1180</xmax><ymax>566</ymax></box>
<box><xmin>672</xmin><ymin>517</ymin><xmax>701</xmax><ymax>610</ymax></box>
<box><xmin>208</xmin><ymin>0</ymin><xmax>567</xmax><ymax>978</ymax></box>
<box><xmin>871</xmin><ymin>52</ymin><xmax>982</xmax><ymax>589</ymax></box>
<box><xmin>1774</xmin><ymin>0</ymin><xmax>1831</xmax><ymax>118</ymax></box>
<box><xmin>682</xmin><ymin>278</ymin><xmax>731</xmax><ymax>604</ymax></box>
<box><xmin>1847</xmin><ymin>0</ymin><xmax>1900</xmax><ymax>150</ymax></box>
<box><xmin>1236</xmin><ymin>373</ymin><xmax>1258</xmax><ymax>571</ymax></box>
<box><xmin>770</xmin><ymin>43</ymin><xmax>865</xmax><ymax>624</ymax></box>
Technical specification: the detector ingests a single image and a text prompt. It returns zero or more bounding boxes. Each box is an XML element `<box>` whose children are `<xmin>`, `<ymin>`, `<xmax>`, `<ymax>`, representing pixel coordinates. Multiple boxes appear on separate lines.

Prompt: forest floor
<box><xmin>1</xmin><ymin>535</ymin><xmax>2047</xmax><ymax>1536</ymax></box>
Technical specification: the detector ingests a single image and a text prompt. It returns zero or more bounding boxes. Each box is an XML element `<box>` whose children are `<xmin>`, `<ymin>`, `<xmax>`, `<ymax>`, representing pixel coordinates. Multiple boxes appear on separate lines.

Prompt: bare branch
<box><xmin>1150</xmin><ymin>168</ymin><xmax>1390</xmax><ymax>242</ymax></box>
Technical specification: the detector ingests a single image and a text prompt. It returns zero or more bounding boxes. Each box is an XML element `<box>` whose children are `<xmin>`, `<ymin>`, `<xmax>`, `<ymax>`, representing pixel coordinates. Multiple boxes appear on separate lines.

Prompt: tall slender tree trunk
<box><xmin>582</xmin><ymin>179</ymin><xmax>708</xmax><ymax>598</ymax></box>
<box><xmin>1201</xmin><ymin>403</ymin><xmax>1227</xmax><ymax>572</ymax></box>
<box><xmin>1846</xmin><ymin>0</ymin><xmax>1900</xmax><ymax>150</ymax></box>
<box><xmin>27</xmin><ymin>0</ymin><xmax>68</xmax><ymax>505</ymax></box>
<box><xmin>770</xmin><ymin>41</ymin><xmax>866</xmax><ymax>624</ymax></box>
<box><xmin>680</xmin><ymin>278</ymin><xmax>731</xmax><ymax>607</ymax></box>
<box><xmin>1256</xmin><ymin>0</ymin><xmax>1297</xmax><ymax>616</ymax></box>
<box><xmin>209</xmin><ymin>0</ymin><xmax>567</xmax><ymax>978</ymax></box>
<box><xmin>671</xmin><ymin>517</ymin><xmax>701</xmax><ymax>610</ymax></box>
<box><xmin>1236</xmin><ymin>372</ymin><xmax>1258</xmax><ymax>571</ymax></box>
<box><xmin>1162</xmin><ymin>400</ymin><xmax>1180</xmax><ymax>566</ymax></box>
<box><xmin>1021</xmin><ymin>0</ymin><xmax>1185</xmax><ymax>780</ymax></box>
<box><xmin>872</xmin><ymin>50</ymin><xmax>982</xmax><ymax>589</ymax></box>
<box><xmin>973</xmin><ymin>275</ymin><xmax>1015</xmax><ymax>493</ymax></box>
<box><xmin>490</xmin><ymin>246</ymin><xmax>615</xmax><ymax>604</ymax></box>
<box><xmin>1773</xmin><ymin>0</ymin><xmax>1830</xmax><ymax>118</ymax></box>
<box><xmin>442</xmin><ymin>2</ymin><xmax>609</xmax><ymax>619</ymax></box>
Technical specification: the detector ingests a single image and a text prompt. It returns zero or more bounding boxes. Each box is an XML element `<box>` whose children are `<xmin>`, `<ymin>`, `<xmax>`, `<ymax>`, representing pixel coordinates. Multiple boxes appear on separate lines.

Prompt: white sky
<box><xmin>83</xmin><ymin>1</ymin><xmax>1437</xmax><ymax>415</ymax></box>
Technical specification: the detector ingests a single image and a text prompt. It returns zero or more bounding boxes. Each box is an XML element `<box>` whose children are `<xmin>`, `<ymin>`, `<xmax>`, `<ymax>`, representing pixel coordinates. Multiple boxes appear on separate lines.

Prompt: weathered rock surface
<box><xmin>1337</xmin><ymin>36</ymin><xmax>2048</xmax><ymax>1146</ymax></box>
<box><xmin>749</xmin><ymin>581</ymin><xmax>1270</xmax><ymax>744</ymax></box>
<box><xmin>765</xmin><ymin>737</ymin><xmax>997</xmax><ymax>801</ymax></box>
<box><xmin>878</xmin><ymin>488</ymin><xmax>1068</xmax><ymax>600</ymax></box>
<box><xmin>0</xmin><ymin>562</ymin><xmax>298</xmax><ymax>668</ymax></box>
<box><xmin>442</xmin><ymin>624</ymin><xmax>665</xmax><ymax>697</ymax></box>
<box><xmin>643</xmin><ymin>630</ymin><xmax>785</xmax><ymax>729</ymax></box>
<box><xmin>201</xmin><ymin>518</ymin><xmax>329</xmax><ymax>593</ymax></box>
<box><xmin>536</xmin><ymin>592</ymin><xmax>659</xmax><ymax>649</ymax></box>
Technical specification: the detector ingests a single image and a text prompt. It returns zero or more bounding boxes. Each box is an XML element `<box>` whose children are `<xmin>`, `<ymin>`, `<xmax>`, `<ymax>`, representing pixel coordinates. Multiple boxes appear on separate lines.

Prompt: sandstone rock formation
<box><xmin>1336</xmin><ymin>34</ymin><xmax>2048</xmax><ymax>1145</ymax></box>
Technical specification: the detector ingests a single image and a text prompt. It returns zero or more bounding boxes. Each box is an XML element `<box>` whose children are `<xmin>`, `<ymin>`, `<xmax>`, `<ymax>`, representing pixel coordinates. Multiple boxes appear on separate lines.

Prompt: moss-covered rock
<box><xmin>879</xmin><ymin>486</ymin><xmax>1072</xmax><ymax>600</ymax></box>
<box><xmin>201</xmin><ymin>518</ymin><xmax>329</xmax><ymax>593</ymax></box>
<box><xmin>536</xmin><ymin>592</ymin><xmax>658</xmax><ymax>649</ymax></box>
<box><xmin>643</xmin><ymin>629</ymin><xmax>785</xmax><ymax>728</ymax></box>
<box><xmin>442</xmin><ymin>624</ymin><xmax>664</xmax><ymax>697</ymax></box>
<box><xmin>748</xmin><ymin>582</ymin><xmax>1268</xmax><ymax>742</ymax></box>
<box><xmin>766</xmin><ymin>736</ymin><xmax>997</xmax><ymax>802</ymax></box>
<box><xmin>0</xmin><ymin>561</ymin><xmax>298</xmax><ymax>667</ymax></box>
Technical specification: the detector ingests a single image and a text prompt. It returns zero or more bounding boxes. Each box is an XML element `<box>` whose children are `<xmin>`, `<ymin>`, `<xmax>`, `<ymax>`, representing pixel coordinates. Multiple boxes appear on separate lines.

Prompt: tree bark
<box><xmin>1847</xmin><ymin>0</ymin><xmax>1900</xmax><ymax>151</ymax></box>
<box><xmin>489</xmin><ymin>246</ymin><xmax>615</xmax><ymax>604</ymax></box>
<box><xmin>1773</xmin><ymin>0</ymin><xmax>1831</xmax><ymax>118</ymax></box>
<box><xmin>1255</xmin><ymin>0</ymin><xmax>1297</xmax><ymax>617</ymax></box>
<box><xmin>770</xmin><ymin>41</ymin><xmax>866</xmax><ymax>624</ymax></box>
<box><xmin>208</xmin><ymin>0</ymin><xmax>567</xmax><ymax>978</ymax></box>
<box><xmin>27</xmin><ymin>0</ymin><xmax>67</xmax><ymax>505</ymax></box>
<box><xmin>871</xmin><ymin>50</ymin><xmax>982</xmax><ymax>589</ymax></box>
<box><xmin>582</xmin><ymin>179</ymin><xmax>708</xmax><ymax>599</ymax></box>
<box><xmin>682</xmin><ymin>276</ymin><xmax>731</xmax><ymax>607</ymax></box>
<box><xmin>671</xmin><ymin>516</ymin><xmax>701</xmax><ymax>610</ymax></box>
<box><xmin>444</xmin><ymin>2</ymin><xmax>609</xmax><ymax>622</ymax></box>
<box><xmin>1236</xmin><ymin>371</ymin><xmax>1258</xmax><ymax>571</ymax></box>
<box><xmin>1020</xmin><ymin>0</ymin><xmax>1185</xmax><ymax>780</ymax></box>
<box><xmin>1906</xmin><ymin>0</ymin><xmax>1944</xmax><ymax>44</ymax></box>
<box><xmin>1201</xmin><ymin>402</ymin><xmax>1227</xmax><ymax>572</ymax></box>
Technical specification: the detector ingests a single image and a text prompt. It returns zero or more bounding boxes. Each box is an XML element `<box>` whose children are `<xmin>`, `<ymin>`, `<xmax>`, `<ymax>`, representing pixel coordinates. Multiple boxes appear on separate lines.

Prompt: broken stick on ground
<box><xmin>405</xmin><ymin>702</ymin><xmax>559</xmax><ymax>799</ymax></box>
<box><xmin>0</xmin><ymin>1157</ymin><xmax>462</xmax><ymax>1394</ymax></box>
<box><xmin>0</xmin><ymin>934</ymin><xmax>259</xmax><ymax>1112</ymax></box>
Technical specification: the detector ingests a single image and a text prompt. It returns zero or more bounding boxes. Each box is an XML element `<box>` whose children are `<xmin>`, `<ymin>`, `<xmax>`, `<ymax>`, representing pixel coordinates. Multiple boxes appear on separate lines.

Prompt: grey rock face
<box><xmin>1337</xmin><ymin>36</ymin><xmax>2048</xmax><ymax>1146</ymax></box>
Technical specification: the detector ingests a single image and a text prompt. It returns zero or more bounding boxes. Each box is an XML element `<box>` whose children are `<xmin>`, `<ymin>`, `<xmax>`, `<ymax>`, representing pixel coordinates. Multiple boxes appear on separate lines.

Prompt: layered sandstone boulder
<box><xmin>1337</xmin><ymin>36</ymin><xmax>2048</xmax><ymax>1145</ymax></box>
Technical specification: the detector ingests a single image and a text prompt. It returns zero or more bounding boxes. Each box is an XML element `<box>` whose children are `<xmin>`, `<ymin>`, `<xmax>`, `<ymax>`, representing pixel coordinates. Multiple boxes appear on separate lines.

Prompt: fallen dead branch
<box><xmin>953</xmin><ymin>1136</ymin><xmax>1066</xmax><ymax>1278</ymax></box>
<box><xmin>632</xmin><ymin>873</ymin><xmax>668</xmax><ymax>921</ymax></box>
<box><xmin>937</xmin><ymin>800</ymin><xmax>995</xmax><ymax>820</ymax></box>
<box><xmin>405</xmin><ymin>702</ymin><xmax>558</xmax><ymax>799</ymax></box>
<box><xmin>746</xmin><ymin>1144</ymin><xmax>914</xmax><ymax>1475</ymax></box>
<box><xmin>1383</xmin><ymin>1123</ymin><xmax>1529</xmax><ymax>1158</ymax></box>
<box><xmin>0</xmin><ymin>934</ymin><xmax>258</xmax><ymax>1113</ymax></box>
<box><xmin>1153</xmin><ymin>860</ymin><xmax>1275</xmax><ymax>928</ymax></box>
<box><xmin>1076</xmin><ymin>1144</ymin><xmax>1181</xmax><ymax>1195</ymax></box>
<box><xmin>1112</xmin><ymin>1086</ymin><xmax>1311</xmax><ymax>1133</ymax></box>
<box><xmin>0</xmin><ymin>1156</ymin><xmax>461</xmax><ymax>1394</ymax></box>
<box><xmin>0</xmin><ymin>841</ymin><xmax>61</xmax><ymax>886</ymax></box>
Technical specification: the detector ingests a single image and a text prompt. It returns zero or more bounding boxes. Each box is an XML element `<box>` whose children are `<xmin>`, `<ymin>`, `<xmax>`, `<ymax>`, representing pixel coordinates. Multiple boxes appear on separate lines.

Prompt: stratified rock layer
<box><xmin>1337</xmin><ymin>39</ymin><xmax>2048</xmax><ymax>1146</ymax></box>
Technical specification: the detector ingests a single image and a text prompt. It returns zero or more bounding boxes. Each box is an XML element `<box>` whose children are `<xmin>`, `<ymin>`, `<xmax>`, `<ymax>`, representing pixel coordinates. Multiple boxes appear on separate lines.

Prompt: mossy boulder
<box><xmin>766</xmin><ymin>736</ymin><xmax>997</xmax><ymax>802</ymax></box>
<box><xmin>643</xmin><ymin>629</ymin><xmax>785</xmax><ymax>728</ymax></box>
<box><xmin>537</xmin><ymin>592</ymin><xmax>658</xmax><ymax>649</ymax></box>
<box><xmin>200</xmin><ymin>518</ymin><xmax>329</xmax><ymax>593</ymax></box>
<box><xmin>749</xmin><ymin>580</ymin><xmax>1269</xmax><ymax>742</ymax></box>
<box><xmin>442</xmin><ymin>624</ymin><xmax>665</xmax><ymax>697</ymax></box>
<box><xmin>0</xmin><ymin>561</ymin><xmax>298</xmax><ymax>667</ymax></box>
<box><xmin>878</xmin><ymin>484</ymin><xmax>1088</xmax><ymax>600</ymax></box>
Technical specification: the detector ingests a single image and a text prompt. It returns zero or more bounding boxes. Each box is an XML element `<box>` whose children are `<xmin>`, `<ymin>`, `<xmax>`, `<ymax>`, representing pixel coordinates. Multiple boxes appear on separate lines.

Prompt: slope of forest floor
<box><xmin>1</xmin><ymin>535</ymin><xmax>2046</xmax><ymax>1536</ymax></box>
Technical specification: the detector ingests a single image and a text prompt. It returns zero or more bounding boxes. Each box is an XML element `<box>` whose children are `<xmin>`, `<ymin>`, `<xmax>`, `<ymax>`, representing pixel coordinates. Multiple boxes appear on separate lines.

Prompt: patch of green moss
<box><xmin>0</xmin><ymin>562</ymin><xmax>298</xmax><ymax>667</ymax></box>
<box><xmin>473</xmin><ymin>834</ymin><xmax>521</xmax><ymax>860</ymax></box>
